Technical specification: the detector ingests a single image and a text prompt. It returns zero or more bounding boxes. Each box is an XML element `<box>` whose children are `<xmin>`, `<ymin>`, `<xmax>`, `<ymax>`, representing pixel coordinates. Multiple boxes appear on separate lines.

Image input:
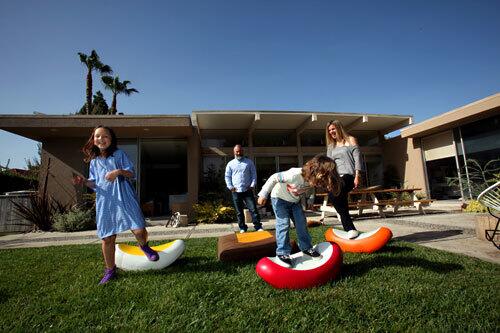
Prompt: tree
<box><xmin>101</xmin><ymin>76</ymin><xmax>138</xmax><ymax>114</ymax></box>
<box><xmin>78</xmin><ymin>50</ymin><xmax>112</xmax><ymax>115</ymax></box>
<box><xmin>25</xmin><ymin>143</ymin><xmax>42</xmax><ymax>180</ymax></box>
<box><xmin>77</xmin><ymin>91</ymin><xmax>109</xmax><ymax>115</ymax></box>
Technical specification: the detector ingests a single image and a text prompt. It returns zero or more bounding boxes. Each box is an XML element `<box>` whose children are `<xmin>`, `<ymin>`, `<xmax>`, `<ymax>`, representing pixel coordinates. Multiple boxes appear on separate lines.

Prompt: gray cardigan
<box><xmin>326</xmin><ymin>144</ymin><xmax>363</xmax><ymax>176</ymax></box>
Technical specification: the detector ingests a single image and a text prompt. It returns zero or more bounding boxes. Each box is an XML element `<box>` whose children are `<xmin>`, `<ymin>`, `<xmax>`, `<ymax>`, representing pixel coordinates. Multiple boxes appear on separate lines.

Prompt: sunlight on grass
<box><xmin>0</xmin><ymin>227</ymin><xmax>498</xmax><ymax>332</ymax></box>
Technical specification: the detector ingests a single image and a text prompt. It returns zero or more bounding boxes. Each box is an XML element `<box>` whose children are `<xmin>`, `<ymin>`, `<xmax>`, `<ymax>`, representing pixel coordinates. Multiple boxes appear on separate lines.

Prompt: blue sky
<box><xmin>1</xmin><ymin>0</ymin><xmax>499</xmax><ymax>168</ymax></box>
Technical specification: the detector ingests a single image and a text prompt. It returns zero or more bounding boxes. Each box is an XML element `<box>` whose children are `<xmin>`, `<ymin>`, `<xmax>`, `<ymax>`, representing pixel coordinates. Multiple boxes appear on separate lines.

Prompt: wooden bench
<box><xmin>316</xmin><ymin>188</ymin><xmax>433</xmax><ymax>220</ymax></box>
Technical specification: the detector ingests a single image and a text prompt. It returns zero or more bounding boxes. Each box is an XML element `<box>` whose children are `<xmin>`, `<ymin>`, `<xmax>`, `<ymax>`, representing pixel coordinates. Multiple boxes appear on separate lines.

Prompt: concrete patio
<box><xmin>1</xmin><ymin>201</ymin><xmax>498</xmax><ymax>264</ymax></box>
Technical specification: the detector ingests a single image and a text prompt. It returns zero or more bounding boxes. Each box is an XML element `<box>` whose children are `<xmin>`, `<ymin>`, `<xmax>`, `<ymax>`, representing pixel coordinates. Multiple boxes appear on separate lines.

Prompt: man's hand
<box><xmin>257</xmin><ymin>197</ymin><xmax>267</xmax><ymax>206</ymax></box>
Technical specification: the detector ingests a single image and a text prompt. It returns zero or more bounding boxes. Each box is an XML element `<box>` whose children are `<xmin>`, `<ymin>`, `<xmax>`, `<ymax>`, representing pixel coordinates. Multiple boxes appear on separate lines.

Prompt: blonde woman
<box><xmin>325</xmin><ymin>120</ymin><xmax>364</xmax><ymax>239</ymax></box>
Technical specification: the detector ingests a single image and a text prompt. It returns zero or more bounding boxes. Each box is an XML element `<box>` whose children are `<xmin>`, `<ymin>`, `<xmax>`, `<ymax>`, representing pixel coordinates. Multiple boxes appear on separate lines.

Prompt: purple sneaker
<box><xmin>99</xmin><ymin>266</ymin><xmax>117</xmax><ymax>285</ymax></box>
<box><xmin>140</xmin><ymin>243</ymin><xmax>159</xmax><ymax>261</ymax></box>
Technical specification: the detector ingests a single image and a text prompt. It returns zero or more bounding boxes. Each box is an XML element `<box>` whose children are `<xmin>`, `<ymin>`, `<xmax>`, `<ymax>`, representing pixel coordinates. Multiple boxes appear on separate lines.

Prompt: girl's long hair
<box><xmin>302</xmin><ymin>154</ymin><xmax>341</xmax><ymax>196</ymax></box>
<box><xmin>82</xmin><ymin>126</ymin><xmax>118</xmax><ymax>163</ymax></box>
<box><xmin>325</xmin><ymin>120</ymin><xmax>350</xmax><ymax>147</ymax></box>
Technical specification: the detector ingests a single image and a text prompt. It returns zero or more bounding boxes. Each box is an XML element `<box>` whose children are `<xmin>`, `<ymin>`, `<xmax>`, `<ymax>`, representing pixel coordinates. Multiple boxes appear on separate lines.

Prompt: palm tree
<box><xmin>101</xmin><ymin>76</ymin><xmax>139</xmax><ymax>115</ymax></box>
<box><xmin>78</xmin><ymin>50</ymin><xmax>112</xmax><ymax>115</ymax></box>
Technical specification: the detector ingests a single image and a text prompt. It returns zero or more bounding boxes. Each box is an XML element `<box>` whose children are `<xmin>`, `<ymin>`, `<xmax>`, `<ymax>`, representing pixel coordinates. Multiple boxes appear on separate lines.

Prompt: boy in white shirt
<box><xmin>257</xmin><ymin>155</ymin><xmax>341</xmax><ymax>267</ymax></box>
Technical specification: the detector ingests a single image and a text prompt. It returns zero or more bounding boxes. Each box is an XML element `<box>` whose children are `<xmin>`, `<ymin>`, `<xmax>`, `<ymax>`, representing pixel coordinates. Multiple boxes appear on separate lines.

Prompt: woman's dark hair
<box><xmin>302</xmin><ymin>154</ymin><xmax>341</xmax><ymax>196</ymax></box>
<box><xmin>82</xmin><ymin>126</ymin><xmax>118</xmax><ymax>163</ymax></box>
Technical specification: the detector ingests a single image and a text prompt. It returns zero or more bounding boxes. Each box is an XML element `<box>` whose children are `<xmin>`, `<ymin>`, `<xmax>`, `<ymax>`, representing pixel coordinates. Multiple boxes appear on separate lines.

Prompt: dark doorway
<box><xmin>426</xmin><ymin>157</ymin><xmax>461</xmax><ymax>199</ymax></box>
<box><xmin>140</xmin><ymin>140</ymin><xmax>187</xmax><ymax>216</ymax></box>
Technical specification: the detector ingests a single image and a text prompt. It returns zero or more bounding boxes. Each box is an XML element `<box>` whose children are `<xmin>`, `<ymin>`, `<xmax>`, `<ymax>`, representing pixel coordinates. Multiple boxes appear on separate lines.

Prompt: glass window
<box><xmin>351</xmin><ymin>131</ymin><xmax>380</xmax><ymax>146</ymax></box>
<box><xmin>201</xmin><ymin>130</ymin><xmax>247</xmax><ymax>148</ymax></box>
<box><xmin>300</xmin><ymin>130</ymin><xmax>325</xmax><ymax>147</ymax></box>
<box><xmin>200</xmin><ymin>156</ymin><xmax>228</xmax><ymax>201</ymax></box>
<box><xmin>255</xmin><ymin>157</ymin><xmax>277</xmax><ymax>190</ymax></box>
<box><xmin>364</xmin><ymin>155</ymin><xmax>383</xmax><ymax>187</ymax></box>
<box><xmin>253</xmin><ymin>130</ymin><xmax>297</xmax><ymax>147</ymax></box>
<box><xmin>118</xmin><ymin>140</ymin><xmax>138</xmax><ymax>192</ymax></box>
<box><xmin>461</xmin><ymin>115</ymin><xmax>500</xmax><ymax>157</ymax></box>
<box><xmin>278</xmin><ymin>156</ymin><xmax>298</xmax><ymax>172</ymax></box>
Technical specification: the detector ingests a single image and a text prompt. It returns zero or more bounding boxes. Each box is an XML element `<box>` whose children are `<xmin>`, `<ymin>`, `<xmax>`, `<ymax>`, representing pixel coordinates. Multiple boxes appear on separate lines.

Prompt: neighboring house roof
<box><xmin>7</xmin><ymin>168</ymin><xmax>31</xmax><ymax>177</ymax></box>
<box><xmin>401</xmin><ymin>93</ymin><xmax>500</xmax><ymax>138</ymax></box>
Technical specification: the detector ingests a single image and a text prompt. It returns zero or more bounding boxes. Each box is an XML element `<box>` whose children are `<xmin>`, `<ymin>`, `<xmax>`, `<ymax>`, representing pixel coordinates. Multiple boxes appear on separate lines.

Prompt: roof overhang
<box><xmin>0</xmin><ymin>115</ymin><xmax>193</xmax><ymax>140</ymax></box>
<box><xmin>401</xmin><ymin>93</ymin><xmax>500</xmax><ymax>138</ymax></box>
<box><xmin>192</xmin><ymin>110</ymin><xmax>412</xmax><ymax>134</ymax></box>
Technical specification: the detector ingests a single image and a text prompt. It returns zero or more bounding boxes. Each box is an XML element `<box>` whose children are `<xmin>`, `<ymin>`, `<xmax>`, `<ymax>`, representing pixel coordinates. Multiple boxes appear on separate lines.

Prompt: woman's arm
<box><xmin>348</xmin><ymin>136</ymin><xmax>363</xmax><ymax>189</ymax></box>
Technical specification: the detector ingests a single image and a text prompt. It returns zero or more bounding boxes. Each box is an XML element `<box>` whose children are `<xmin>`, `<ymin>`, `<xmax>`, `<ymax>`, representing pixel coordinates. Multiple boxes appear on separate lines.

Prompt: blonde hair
<box><xmin>325</xmin><ymin>120</ymin><xmax>350</xmax><ymax>147</ymax></box>
<box><xmin>302</xmin><ymin>155</ymin><xmax>341</xmax><ymax>196</ymax></box>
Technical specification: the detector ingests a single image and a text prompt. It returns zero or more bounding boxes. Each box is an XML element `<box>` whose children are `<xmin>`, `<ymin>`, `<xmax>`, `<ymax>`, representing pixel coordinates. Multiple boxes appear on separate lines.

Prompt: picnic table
<box><xmin>316</xmin><ymin>187</ymin><xmax>433</xmax><ymax>220</ymax></box>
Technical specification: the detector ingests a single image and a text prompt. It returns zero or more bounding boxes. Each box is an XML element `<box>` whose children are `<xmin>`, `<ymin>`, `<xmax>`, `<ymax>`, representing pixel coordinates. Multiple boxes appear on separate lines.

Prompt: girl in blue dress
<box><xmin>74</xmin><ymin>126</ymin><xmax>158</xmax><ymax>284</ymax></box>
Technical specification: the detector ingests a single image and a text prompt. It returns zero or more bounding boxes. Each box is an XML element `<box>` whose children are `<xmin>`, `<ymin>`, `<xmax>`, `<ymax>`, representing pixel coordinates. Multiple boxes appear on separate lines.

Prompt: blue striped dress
<box><xmin>88</xmin><ymin>149</ymin><xmax>145</xmax><ymax>239</ymax></box>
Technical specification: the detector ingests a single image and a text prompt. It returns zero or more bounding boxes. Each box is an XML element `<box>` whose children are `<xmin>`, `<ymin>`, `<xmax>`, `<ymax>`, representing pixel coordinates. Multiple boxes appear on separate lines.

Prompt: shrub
<box><xmin>463</xmin><ymin>200</ymin><xmax>488</xmax><ymax>213</ymax></box>
<box><xmin>415</xmin><ymin>192</ymin><xmax>427</xmax><ymax>200</ymax></box>
<box><xmin>53</xmin><ymin>207</ymin><xmax>96</xmax><ymax>232</ymax></box>
<box><xmin>193</xmin><ymin>201</ymin><xmax>236</xmax><ymax>224</ymax></box>
<box><xmin>11</xmin><ymin>193</ymin><xmax>68</xmax><ymax>231</ymax></box>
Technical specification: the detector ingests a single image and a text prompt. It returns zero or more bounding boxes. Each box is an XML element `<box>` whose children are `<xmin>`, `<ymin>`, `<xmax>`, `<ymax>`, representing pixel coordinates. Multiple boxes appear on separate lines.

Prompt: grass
<box><xmin>0</xmin><ymin>226</ymin><xmax>499</xmax><ymax>332</ymax></box>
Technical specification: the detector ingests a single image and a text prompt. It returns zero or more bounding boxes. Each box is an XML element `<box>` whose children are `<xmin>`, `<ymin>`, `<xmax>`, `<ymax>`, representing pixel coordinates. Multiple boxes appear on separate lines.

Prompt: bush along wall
<box><xmin>0</xmin><ymin>172</ymin><xmax>38</xmax><ymax>194</ymax></box>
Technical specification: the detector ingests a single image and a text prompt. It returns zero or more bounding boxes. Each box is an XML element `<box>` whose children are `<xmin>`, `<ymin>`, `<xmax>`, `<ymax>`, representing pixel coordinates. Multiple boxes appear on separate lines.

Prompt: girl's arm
<box><xmin>105</xmin><ymin>169</ymin><xmax>133</xmax><ymax>181</ymax></box>
<box><xmin>257</xmin><ymin>172</ymin><xmax>280</xmax><ymax>203</ymax></box>
<box><xmin>105</xmin><ymin>150</ymin><xmax>135</xmax><ymax>181</ymax></box>
<box><xmin>72</xmin><ymin>175</ymin><xmax>96</xmax><ymax>189</ymax></box>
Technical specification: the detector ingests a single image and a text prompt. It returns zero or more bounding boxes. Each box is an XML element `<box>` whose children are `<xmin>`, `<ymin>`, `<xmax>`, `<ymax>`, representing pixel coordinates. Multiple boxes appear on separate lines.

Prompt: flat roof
<box><xmin>192</xmin><ymin>110</ymin><xmax>412</xmax><ymax>134</ymax></box>
<box><xmin>0</xmin><ymin>111</ymin><xmax>413</xmax><ymax>142</ymax></box>
<box><xmin>0</xmin><ymin>115</ymin><xmax>193</xmax><ymax>140</ymax></box>
<box><xmin>401</xmin><ymin>93</ymin><xmax>500</xmax><ymax>138</ymax></box>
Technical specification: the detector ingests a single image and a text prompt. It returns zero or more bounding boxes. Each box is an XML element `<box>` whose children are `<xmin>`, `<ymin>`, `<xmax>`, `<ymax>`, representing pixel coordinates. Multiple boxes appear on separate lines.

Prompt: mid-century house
<box><xmin>0</xmin><ymin>111</ymin><xmax>415</xmax><ymax>217</ymax></box>
<box><xmin>1</xmin><ymin>93</ymin><xmax>498</xmax><ymax>217</ymax></box>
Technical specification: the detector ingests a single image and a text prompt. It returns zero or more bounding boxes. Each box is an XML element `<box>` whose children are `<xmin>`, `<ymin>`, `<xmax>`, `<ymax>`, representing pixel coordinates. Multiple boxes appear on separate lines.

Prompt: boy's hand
<box><xmin>257</xmin><ymin>197</ymin><xmax>267</xmax><ymax>206</ymax></box>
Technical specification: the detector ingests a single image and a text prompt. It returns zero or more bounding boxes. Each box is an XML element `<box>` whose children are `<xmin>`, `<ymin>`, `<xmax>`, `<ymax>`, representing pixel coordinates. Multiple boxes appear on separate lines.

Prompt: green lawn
<box><xmin>0</xmin><ymin>226</ymin><xmax>498</xmax><ymax>332</ymax></box>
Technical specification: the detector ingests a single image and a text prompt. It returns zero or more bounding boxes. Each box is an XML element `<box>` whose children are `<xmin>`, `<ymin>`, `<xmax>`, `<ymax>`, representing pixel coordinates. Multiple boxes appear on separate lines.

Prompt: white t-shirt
<box><xmin>258</xmin><ymin>168</ymin><xmax>314</xmax><ymax>203</ymax></box>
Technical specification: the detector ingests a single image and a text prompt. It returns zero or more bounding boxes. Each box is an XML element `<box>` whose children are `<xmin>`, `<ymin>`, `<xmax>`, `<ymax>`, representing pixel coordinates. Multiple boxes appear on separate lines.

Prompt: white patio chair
<box><xmin>477</xmin><ymin>181</ymin><xmax>500</xmax><ymax>250</ymax></box>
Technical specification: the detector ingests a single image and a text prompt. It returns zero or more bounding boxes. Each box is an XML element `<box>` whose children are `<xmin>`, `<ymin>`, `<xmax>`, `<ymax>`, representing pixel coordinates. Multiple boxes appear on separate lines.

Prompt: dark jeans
<box><xmin>231</xmin><ymin>190</ymin><xmax>262</xmax><ymax>231</ymax></box>
<box><xmin>328</xmin><ymin>174</ymin><xmax>357</xmax><ymax>231</ymax></box>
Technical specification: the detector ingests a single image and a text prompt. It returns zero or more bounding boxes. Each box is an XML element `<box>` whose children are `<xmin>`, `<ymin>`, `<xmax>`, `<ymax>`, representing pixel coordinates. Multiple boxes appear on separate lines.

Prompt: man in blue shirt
<box><xmin>225</xmin><ymin>144</ymin><xmax>263</xmax><ymax>233</ymax></box>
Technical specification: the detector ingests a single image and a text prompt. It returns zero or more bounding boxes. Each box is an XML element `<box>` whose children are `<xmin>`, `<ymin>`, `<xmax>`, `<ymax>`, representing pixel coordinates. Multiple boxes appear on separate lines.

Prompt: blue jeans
<box><xmin>231</xmin><ymin>190</ymin><xmax>262</xmax><ymax>231</ymax></box>
<box><xmin>271</xmin><ymin>197</ymin><xmax>312</xmax><ymax>256</ymax></box>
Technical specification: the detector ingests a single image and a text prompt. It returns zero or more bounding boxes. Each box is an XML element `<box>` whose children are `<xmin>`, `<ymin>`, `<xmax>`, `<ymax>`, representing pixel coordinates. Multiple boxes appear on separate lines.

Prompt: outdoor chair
<box><xmin>477</xmin><ymin>181</ymin><xmax>500</xmax><ymax>249</ymax></box>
